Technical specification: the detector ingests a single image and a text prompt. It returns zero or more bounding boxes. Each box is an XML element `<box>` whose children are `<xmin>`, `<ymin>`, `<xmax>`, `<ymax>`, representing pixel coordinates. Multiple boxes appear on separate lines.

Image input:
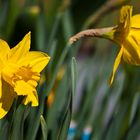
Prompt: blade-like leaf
<box><xmin>10</xmin><ymin>104</ymin><xmax>29</xmax><ymax>140</ymax></box>
<box><xmin>40</xmin><ymin>115</ymin><xmax>48</xmax><ymax>140</ymax></box>
<box><xmin>57</xmin><ymin>91</ymin><xmax>72</xmax><ymax>140</ymax></box>
<box><xmin>71</xmin><ymin>57</ymin><xmax>77</xmax><ymax>97</ymax></box>
<box><xmin>129</xmin><ymin>92</ymin><xmax>140</xmax><ymax>126</ymax></box>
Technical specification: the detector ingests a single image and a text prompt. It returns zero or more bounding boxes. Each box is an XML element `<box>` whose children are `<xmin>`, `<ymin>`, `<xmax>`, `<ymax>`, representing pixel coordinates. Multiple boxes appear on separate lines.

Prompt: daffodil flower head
<box><xmin>0</xmin><ymin>32</ymin><xmax>50</xmax><ymax>119</ymax></box>
<box><xmin>69</xmin><ymin>5</ymin><xmax>140</xmax><ymax>86</ymax></box>
<box><xmin>108</xmin><ymin>5</ymin><xmax>140</xmax><ymax>85</ymax></box>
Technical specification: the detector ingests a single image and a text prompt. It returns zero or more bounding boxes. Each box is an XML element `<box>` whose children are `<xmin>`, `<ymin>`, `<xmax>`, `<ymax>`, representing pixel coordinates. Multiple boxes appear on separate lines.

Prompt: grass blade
<box><xmin>40</xmin><ymin>115</ymin><xmax>48</xmax><ymax>140</ymax></box>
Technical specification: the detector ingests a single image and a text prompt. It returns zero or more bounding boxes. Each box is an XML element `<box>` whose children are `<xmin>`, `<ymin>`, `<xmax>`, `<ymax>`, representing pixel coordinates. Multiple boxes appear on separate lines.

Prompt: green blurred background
<box><xmin>0</xmin><ymin>0</ymin><xmax>140</xmax><ymax>140</ymax></box>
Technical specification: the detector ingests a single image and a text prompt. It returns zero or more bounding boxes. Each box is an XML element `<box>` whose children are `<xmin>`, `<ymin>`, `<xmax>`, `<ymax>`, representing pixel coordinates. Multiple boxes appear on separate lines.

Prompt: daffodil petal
<box><xmin>0</xmin><ymin>39</ymin><xmax>10</xmax><ymax>59</ymax></box>
<box><xmin>120</xmin><ymin>6</ymin><xmax>132</xmax><ymax>31</ymax></box>
<box><xmin>0</xmin><ymin>80</ymin><xmax>15</xmax><ymax>119</ymax></box>
<box><xmin>123</xmin><ymin>35</ymin><xmax>140</xmax><ymax>65</ymax></box>
<box><xmin>0</xmin><ymin>75</ymin><xmax>1</xmax><ymax>98</ymax></box>
<box><xmin>14</xmin><ymin>80</ymin><xmax>35</xmax><ymax>95</ymax></box>
<box><xmin>22</xmin><ymin>91</ymin><xmax>38</xmax><ymax>106</ymax></box>
<box><xmin>131</xmin><ymin>14</ymin><xmax>140</xmax><ymax>28</ymax></box>
<box><xmin>2</xmin><ymin>63</ymin><xmax>19</xmax><ymax>86</ymax></box>
<box><xmin>114</xmin><ymin>6</ymin><xmax>132</xmax><ymax>43</ymax></box>
<box><xmin>129</xmin><ymin>28</ymin><xmax>140</xmax><ymax>47</ymax></box>
<box><xmin>109</xmin><ymin>48</ymin><xmax>123</xmax><ymax>85</ymax></box>
<box><xmin>18</xmin><ymin>51</ymin><xmax>50</xmax><ymax>73</ymax></box>
<box><xmin>0</xmin><ymin>39</ymin><xmax>10</xmax><ymax>67</ymax></box>
<box><xmin>8</xmin><ymin>32</ymin><xmax>31</xmax><ymax>62</ymax></box>
<box><xmin>14</xmin><ymin>80</ymin><xmax>38</xmax><ymax>106</ymax></box>
<box><xmin>27</xmin><ymin>80</ymin><xmax>38</xmax><ymax>87</ymax></box>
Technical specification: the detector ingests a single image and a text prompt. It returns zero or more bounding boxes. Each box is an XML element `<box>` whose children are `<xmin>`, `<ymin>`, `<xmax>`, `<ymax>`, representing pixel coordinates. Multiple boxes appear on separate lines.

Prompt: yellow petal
<box><xmin>0</xmin><ymin>39</ymin><xmax>10</xmax><ymax>68</ymax></box>
<box><xmin>27</xmin><ymin>80</ymin><xmax>38</xmax><ymax>87</ymax></box>
<box><xmin>131</xmin><ymin>14</ymin><xmax>140</xmax><ymax>28</ymax></box>
<box><xmin>109</xmin><ymin>48</ymin><xmax>123</xmax><ymax>85</ymax></box>
<box><xmin>123</xmin><ymin>35</ymin><xmax>140</xmax><ymax>65</ymax></box>
<box><xmin>14</xmin><ymin>80</ymin><xmax>38</xmax><ymax>106</ymax></box>
<box><xmin>114</xmin><ymin>6</ymin><xmax>132</xmax><ymax>43</ymax></box>
<box><xmin>0</xmin><ymin>39</ymin><xmax>10</xmax><ymax>59</ymax></box>
<box><xmin>18</xmin><ymin>51</ymin><xmax>50</xmax><ymax>73</ymax></box>
<box><xmin>0</xmin><ymin>75</ymin><xmax>1</xmax><ymax>98</ymax></box>
<box><xmin>2</xmin><ymin>63</ymin><xmax>19</xmax><ymax>86</ymax></box>
<box><xmin>14</xmin><ymin>80</ymin><xmax>35</xmax><ymax>95</ymax></box>
<box><xmin>8</xmin><ymin>32</ymin><xmax>31</xmax><ymax>62</ymax></box>
<box><xmin>119</xmin><ymin>6</ymin><xmax>132</xmax><ymax>27</ymax></box>
<box><xmin>130</xmin><ymin>28</ymin><xmax>140</xmax><ymax>46</ymax></box>
<box><xmin>0</xmin><ymin>79</ymin><xmax>15</xmax><ymax>119</ymax></box>
<box><xmin>22</xmin><ymin>91</ymin><xmax>38</xmax><ymax>106</ymax></box>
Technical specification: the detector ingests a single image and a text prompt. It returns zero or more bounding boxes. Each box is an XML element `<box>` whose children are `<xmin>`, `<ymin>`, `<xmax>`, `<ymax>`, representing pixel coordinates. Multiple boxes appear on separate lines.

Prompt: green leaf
<box><xmin>104</xmin><ymin>101</ymin><xmax>130</xmax><ymax>140</ymax></box>
<box><xmin>126</xmin><ymin>120</ymin><xmax>140</xmax><ymax>140</ymax></box>
<box><xmin>62</xmin><ymin>9</ymin><xmax>74</xmax><ymax>41</ymax></box>
<box><xmin>0</xmin><ymin>120</ymin><xmax>9</xmax><ymax>140</ymax></box>
<box><xmin>40</xmin><ymin>115</ymin><xmax>48</xmax><ymax>140</ymax></box>
<box><xmin>46</xmin><ymin>70</ymin><xmax>69</xmax><ymax>140</ymax></box>
<box><xmin>46</xmin><ymin>43</ymin><xmax>71</xmax><ymax>97</ymax></box>
<box><xmin>25</xmin><ymin>84</ymin><xmax>47</xmax><ymax>140</ymax></box>
<box><xmin>10</xmin><ymin>104</ymin><xmax>30</xmax><ymax>140</ymax></box>
<box><xmin>3</xmin><ymin>0</ymin><xmax>22</xmax><ymax>38</ymax></box>
<box><xmin>36</xmin><ymin>10</ymin><xmax>46</xmax><ymax>51</ymax></box>
<box><xmin>47</xmin><ymin>40</ymin><xmax>57</xmax><ymax>71</ymax></box>
<box><xmin>57</xmin><ymin>91</ymin><xmax>72</xmax><ymax>140</ymax></box>
<box><xmin>71</xmin><ymin>57</ymin><xmax>77</xmax><ymax>97</ymax></box>
<box><xmin>47</xmin><ymin>12</ymin><xmax>62</xmax><ymax>53</ymax></box>
<box><xmin>129</xmin><ymin>92</ymin><xmax>140</xmax><ymax>126</ymax></box>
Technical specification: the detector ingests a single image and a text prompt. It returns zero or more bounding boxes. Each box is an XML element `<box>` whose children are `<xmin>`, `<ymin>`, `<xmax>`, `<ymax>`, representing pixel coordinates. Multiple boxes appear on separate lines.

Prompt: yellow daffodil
<box><xmin>70</xmin><ymin>5</ymin><xmax>140</xmax><ymax>85</ymax></box>
<box><xmin>106</xmin><ymin>5</ymin><xmax>140</xmax><ymax>85</ymax></box>
<box><xmin>0</xmin><ymin>32</ymin><xmax>50</xmax><ymax>119</ymax></box>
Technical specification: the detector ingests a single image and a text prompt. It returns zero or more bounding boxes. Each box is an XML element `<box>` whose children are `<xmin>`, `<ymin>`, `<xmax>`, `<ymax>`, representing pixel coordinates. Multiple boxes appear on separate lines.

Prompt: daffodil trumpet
<box><xmin>69</xmin><ymin>5</ymin><xmax>140</xmax><ymax>85</ymax></box>
<box><xmin>0</xmin><ymin>32</ymin><xmax>50</xmax><ymax>119</ymax></box>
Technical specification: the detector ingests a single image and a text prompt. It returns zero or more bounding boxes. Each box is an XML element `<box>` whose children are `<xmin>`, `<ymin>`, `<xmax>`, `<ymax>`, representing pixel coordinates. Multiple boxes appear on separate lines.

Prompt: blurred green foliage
<box><xmin>0</xmin><ymin>0</ymin><xmax>140</xmax><ymax>140</ymax></box>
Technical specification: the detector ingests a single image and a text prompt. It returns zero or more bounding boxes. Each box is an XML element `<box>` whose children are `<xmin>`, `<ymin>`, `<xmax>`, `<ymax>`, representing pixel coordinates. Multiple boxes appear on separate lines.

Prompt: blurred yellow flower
<box><xmin>105</xmin><ymin>5</ymin><xmax>140</xmax><ymax>85</ymax></box>
<box><xmin>47</xmin><ymin>66</ymin><xmax>65</xmax><ymax>107</ymax></box>
<box><xmin>0</xmin><ymin>32</ymin><xmax>50</xmax><ymax>119</ymax></box>
<box><xmin>29</xmin><ymin>6</ymin><xmax>40</xmax><ymax>15</ymax></box>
